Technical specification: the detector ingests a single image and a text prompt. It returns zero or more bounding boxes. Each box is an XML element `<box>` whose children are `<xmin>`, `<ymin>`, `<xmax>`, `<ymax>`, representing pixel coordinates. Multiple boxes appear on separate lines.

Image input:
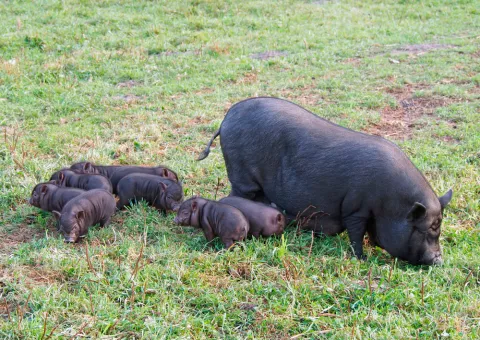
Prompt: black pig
<box><xmin>52</xmin><ymin>189</ymin><xmax>116</xmax><ymax>243</ymax></box>
<box><xmin>219</xmin><ymin>196</ymin><xmax>285</xmax><ymax>238</ymax></box>
<box><xmin>52</xmin><ymin>169</ymin><xmax>112</xmax><ymax>193</ymax></box>
<box><xmin>29</xmin><ymin>183</ymin><xmax>85</xmax><ymax>213</ymax></box>
<box><xmin>116</xmin><ymin>174</ymin><xmax>184</xmax><ymax>212</ymax></box>
<box><xmin>174</xmin><ymin>197</ymin><xmax>249</xmax><ymax>249</ymax></box>
<box><xmin>70</xmin><ymin>162</ymin><xmax>178</xmax><ymax>194</ymax></box>
<box><xmin>198</xmin><ymin>97</ymin><xmax>453</xmax><ymax>265</ymax></box>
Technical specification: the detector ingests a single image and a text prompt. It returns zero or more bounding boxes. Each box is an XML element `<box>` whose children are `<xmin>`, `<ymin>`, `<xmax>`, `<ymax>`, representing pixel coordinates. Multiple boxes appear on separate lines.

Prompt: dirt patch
<box><xmin>279</xmin><ymin>83</ymin><xmax>328</xmax><ymax>107</ymax></box>
<box><xmin>116</xmin><ymin>80</ymin><xmax>142</xmax><ymax>88</ymax></box>
<box><xmin>152</xmin><ymin>50</ymin><xmax>201</xmax><ymax>57</ymax></box>
<box><xmin>235</xmin><ymin>72</ymin><xmax>258</xmax><ymax>85</ymax></box>
<box><xmin>365</xmin><ymin>84</ymin><xmax>462</xmax><ymax>139</ymax></box>
<box><xmin>434</xmin><ymin>135</ymin><xmax>460</xmax><ymax>144</ymax></box>
<box><xmin>111</xmin><ymin>94</ymin><xmax>144</xmax><ymax>103</ymax></box>
<box><xmin>250</xmin><ymin>51</ymin><xmax>288</xmax><ymax>60</ymax></box>
<box><xmin>342</xmin><ymin>57</ymin><xmax>361</xmax><ymax>65</ymax></box>
<box><xmin>0</xmin><ymin>223</ymin><xmax>47</xmax><ymax>255</ymax></box>
<box><xmin>390</xmin><ymin>44</ymin><xmax>456</xmax><ymax>55</ymax></box>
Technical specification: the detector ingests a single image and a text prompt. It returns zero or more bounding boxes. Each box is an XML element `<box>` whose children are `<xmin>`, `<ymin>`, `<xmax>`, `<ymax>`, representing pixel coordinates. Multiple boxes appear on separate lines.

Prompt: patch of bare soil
<box><xmin>365</xmin><ymin>84</ymin><xmax>462</xmax><ymax>139</ymax></box>
<box><xmin>342</xmin><ymin>57</ymin><xmax>362</xmax><ymax>65</ymax></box>
<box><xmin>116</xmin><ymin>80</ymin><xmax>142</xmax><ymax>88</ymax></box>
<box><xmin>250</xmin><ymin>51</ymin><xmax>288</xmax><ymax>60</ymax></box>
<box><xmin>390</xmin><ymin>44</ymin><xmax>457</xmax><ymax>55</ymax></box>
<box><xmin>279</xmin><ymin>84</ymin><xmax>329</xmax><ymax>107</ymax></box>
<box><xmin>153</xmin><ymin>50</ymin><xmax>201</xmax><ymax>57</ymax></box>
<box><xmin>235</xmin><ymin>72</ymin><xmax>258</xmax><ymax>85</ymax></box>
<box><xmin>0</xmin><ymin>223</ymin><xmax>47</xmax><ymax>255</ymax></box>
<box><xmin>111</xmin><ymin>94</ymin><xmax>144</xmax><ymax>103</ymax></box>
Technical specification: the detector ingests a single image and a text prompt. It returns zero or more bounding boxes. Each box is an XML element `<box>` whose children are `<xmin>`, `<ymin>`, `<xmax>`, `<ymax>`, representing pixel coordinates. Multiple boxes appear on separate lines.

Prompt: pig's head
<box><xmin>52</xmin><ymin>210</ymin><xmax>85</xmax><ymax>243</ymax></box>
<box><xmin>49</xmin><ymin>168</ymin><xmax>70</xmax><ymax>181</ymax></box>
<box><xmin>397</xmin><ymin>189</ymin><xmax>453</xmax><ymax>265</ymax></box>
<box><xmin>29</xmin><ymin>183</ymin><xmax>47</xmax><ymax>207</ymax></box>
<box><xmin>158</xmin><ymin>181</ymin><xmax>184</xmax><ymax>212</ymax></box>
<box><xmin>70</xmin><ymin>162</ymin><xmax>97</xmax><ymax>174</ymax></box>
<box><xmin>161</xmin><ymin>168</ymin><xmax>179</xmax><ymax>182</ymax></box>
<box><xmin>173</xmin><ymin>196</ymin><xmax>203</xmax><ymax>227</ymax></box>
<box><xmin>29</xmin><ymin>183</ymin><xmax>57</xmax><ymax>208</ymax></box>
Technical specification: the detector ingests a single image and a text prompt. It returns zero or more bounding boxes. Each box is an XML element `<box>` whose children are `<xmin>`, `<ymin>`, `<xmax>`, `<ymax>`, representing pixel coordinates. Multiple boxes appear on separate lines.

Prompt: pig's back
<box><xmin>220</xmin><ymin>97</ymin><xmax>435</xmax><ymax>215</ymax></box>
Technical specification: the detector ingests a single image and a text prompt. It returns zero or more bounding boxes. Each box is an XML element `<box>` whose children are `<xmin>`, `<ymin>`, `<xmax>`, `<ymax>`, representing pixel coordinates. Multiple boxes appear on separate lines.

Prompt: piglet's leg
<box><xmin>100</xmin><ymin>217</ymin><xmax>111</xmax><ymax>227</ymax></box>
<box><xmin>202</xmin><ymin>225</ymin><xmax>215</xmax><ymax>243</ymax></box>
<box><xmin>343</xmin><ymin>215</ymin><xmax>368</xmax><ymax>260</ymax></box>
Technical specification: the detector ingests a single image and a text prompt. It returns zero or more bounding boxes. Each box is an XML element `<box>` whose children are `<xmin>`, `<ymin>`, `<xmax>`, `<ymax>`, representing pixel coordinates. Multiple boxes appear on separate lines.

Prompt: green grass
<box><xmin>1</xmin><ymin>0</ymin><xmax>479</xmax><ymax>338</ymax></box>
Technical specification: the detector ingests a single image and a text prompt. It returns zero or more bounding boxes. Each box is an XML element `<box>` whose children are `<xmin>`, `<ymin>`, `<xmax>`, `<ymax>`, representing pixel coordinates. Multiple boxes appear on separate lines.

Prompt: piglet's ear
<box><xmin>84</xmin><ymin>162</ymin><xmax>93</xmax><ymax>172</ymax></box>
<box><xmin>276</xmin><ymin>214</ymin><xmax>283</xmax><ymax>222</ymax></box>
<box><xmin>160</xmin><ymin>182</ymin><xmax>167</xmax><ymax>191</ymax></box>
<box><xmin>191</xmin><ymin>200</ymin><xmax>198</xmax><ymax>212</ymax></box>
<box><xmin>407</xmin><ymin>202</ymin><xmax>427</xmax><ymax>222</ymax></box>
<box><xmin>162</xmin><ymin>168</ymin><xmax>169</xmax><ymax>178</ymax></box>
<box><xmin>59</xmin><ymin>172</ymin><xmax>65</xmax><ymax>182</ymax></box>
<box><xmin>41</xmin><ymin>185</ymin><xmax>48</xmax><ymax>194</ymax></box>
<box><xmin>52</xmin><ymin>210</ymin><xmax>61</xmax><ymax>220</ymax></box>
<box><xmin>439</xmin><ymin>189</ymin><xmax>453</xmax><ymax>210</ymax></box>
<box><xmin>76</xmin><ymin>211</ymin><xmax>85</xmax><ymax>221</ymax></box>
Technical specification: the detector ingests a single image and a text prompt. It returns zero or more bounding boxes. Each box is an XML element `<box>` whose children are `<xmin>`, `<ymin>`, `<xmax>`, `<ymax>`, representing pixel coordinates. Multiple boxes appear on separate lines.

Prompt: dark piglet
<box><xmin>52</xmin><ymin>169</ymin><xmax>112</xmax><ymax>193</ymax></box>
<box><xmin>29</xmin><ymin>183</ymin><xmax>85</xmax><ymax>213</ymax></box>
<box><xmin>50</xmin><ymin>168</ymin><xmax>74</xmax><ymax>181</ymax></box>
<box><xmin>70</xmin><ymin>162</ymin><xmax>178</xmax><ymax>194</ymax></box>
<box><xmin>53</xmin><ymin>189</ymin><xmax>116</xmax><ymax>243</ymax></box>
<box><xmin>219</xmin><ymin>196</ymin><xmax>285</xmax><ymax>238</ymax></box>
<box><xmin>174</xmin><ymin>197</ymin><xmax>249</xmax><ymax>249</ymax></box>
<box><xmin>198</xmin><ymin>97</ymin><xmax>453</xmax><ymax>265</ymax></box>
<box><xmin>116</xmin><ymin>174</ymin><xmax>184</xmax><ymax>212</ymax></box>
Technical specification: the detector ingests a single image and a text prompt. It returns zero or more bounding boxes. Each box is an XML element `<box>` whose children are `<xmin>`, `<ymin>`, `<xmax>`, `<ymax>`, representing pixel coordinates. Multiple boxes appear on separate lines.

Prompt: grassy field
<box><xmin>1</xmin><ymin>0</ymin><xmax>479</xmax><ymax>338</ymax></box>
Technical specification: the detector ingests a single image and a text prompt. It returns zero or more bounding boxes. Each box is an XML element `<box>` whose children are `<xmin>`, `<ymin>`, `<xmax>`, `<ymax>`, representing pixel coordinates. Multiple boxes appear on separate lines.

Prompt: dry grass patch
<box><xmin>365</xmin><ymin>84</ymin><xmax>465</xmax><ymax>139</ymax></box>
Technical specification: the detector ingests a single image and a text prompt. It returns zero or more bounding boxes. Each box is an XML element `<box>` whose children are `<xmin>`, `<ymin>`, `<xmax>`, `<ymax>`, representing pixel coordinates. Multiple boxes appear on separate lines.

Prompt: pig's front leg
<box><xmin>343</xmin><ymin>215</ymin><xmax>368</xmax><ymax>260</ymax></box>
<box><xmin>201</xmin><ymin>224</ymin><xmax>215</xmax><ymax>243</ymax></box>
<box><xmin>100</xmin><ymin>216</ymin><xmax>111</xmax><ymax>227</ymax></box>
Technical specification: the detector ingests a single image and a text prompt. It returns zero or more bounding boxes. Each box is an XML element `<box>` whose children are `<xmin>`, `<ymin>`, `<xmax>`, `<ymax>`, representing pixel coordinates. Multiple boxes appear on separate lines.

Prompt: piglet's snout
<box><xmin>64</xmin><ymin>236</ymin><xmax>76</xmax><ymax>243</ymax></box>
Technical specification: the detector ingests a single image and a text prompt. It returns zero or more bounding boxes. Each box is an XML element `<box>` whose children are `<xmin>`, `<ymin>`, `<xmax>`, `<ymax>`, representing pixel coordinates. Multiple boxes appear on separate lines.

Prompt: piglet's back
<box><xmin>62</xmin><ymin>189</ymin><xmax>116</xmax><ymax>224</ymax></box>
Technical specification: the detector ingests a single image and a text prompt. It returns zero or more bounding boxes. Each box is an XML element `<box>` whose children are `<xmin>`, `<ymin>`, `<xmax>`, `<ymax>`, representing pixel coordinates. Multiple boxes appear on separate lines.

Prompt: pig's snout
<box><xmin>64</xmin><ymin>236</ymin><xmax>77</xmax><ymax>243</ymax></box>
<box><xmin>28</xmin><ymin>198</ymin><xmax>32</xmax><ymax>205</ymax></box>
<box><xmin>432</xmin><ymin>255</ymin><xmax>443</xmax><ymax>266</ymax></box>
<box><xmin>172</xmin><ymin>204</ymin><xmax>180</xmax><ymax>212</ymax></box>
<box><xmin>173</xmin><ymin>216</ymin><xmax>179</xmax><ymax>224</ymax></box>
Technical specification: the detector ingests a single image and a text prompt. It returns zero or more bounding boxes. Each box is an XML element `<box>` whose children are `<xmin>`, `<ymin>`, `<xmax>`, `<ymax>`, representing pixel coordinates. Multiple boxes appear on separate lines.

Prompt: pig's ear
<box><xmin>162</xmin><ymin>168</ymin><xmax>169</xmax><ymax>178</ymax></box>
<box><xmin>407</xmin><ymin>202</ymin><xmax>427</xmax><ymax>222</ymax></box>
<box><xmin>59</xmin><ymin>172</ymin><xmax>65</xmax><ymax>182</ymax></box>
<box><xmin>52</xmin><ymin>210</ymin><xmax>61</xmax><ymax>220</ymax></box>
<box><xmin>41</xmin><ymin>185</ymin><xmax>48</xmax><ymax>194</ymax></box>
<box><xmin>439</xmin><ymin>189</ymin><xmax>453</xmax><ymax>210</ymax></box>
<box><xmin>84</xmin><ymin>162</ymin><xmax>93</xmax><ymax>172</ymax></box>
<box><xmin>76</xmin><ymin>211</ymin><xmax>85</xmax><ymax>221</ymax></box>
<box><xmin>160</xmin><ymin>182</ymin><xmax>167</xmax><ymax>191</ymax></box>
<box><xmin>276</xmin><ymin>214</ymin><xmax>283</xmax><ymax>222</ymax></box>
<box><xmin>191</xmin><ymin>200</ymin><xmax>198</xmax><ymax>212</ymax></box>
